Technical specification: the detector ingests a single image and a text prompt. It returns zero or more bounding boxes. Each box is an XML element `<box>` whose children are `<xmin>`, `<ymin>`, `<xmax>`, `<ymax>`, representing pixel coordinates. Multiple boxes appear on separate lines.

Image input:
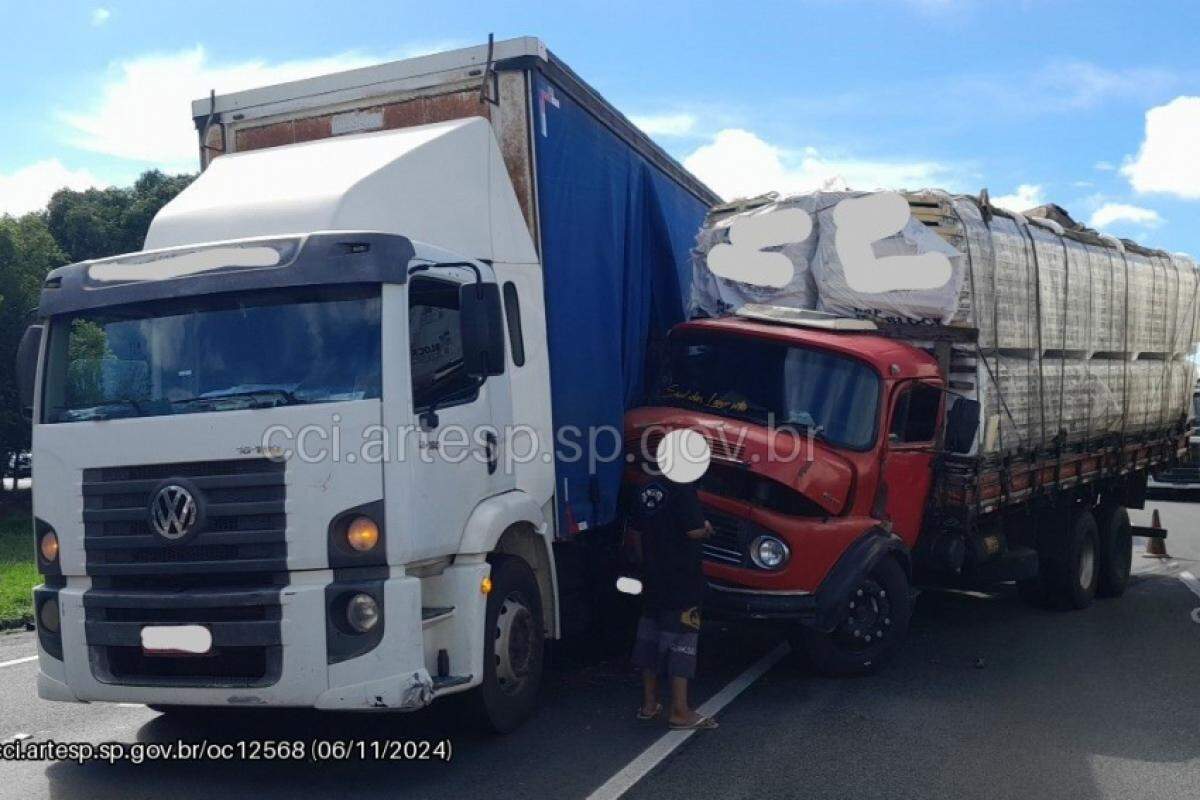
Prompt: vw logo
<box><xmin>149</xmin><ymin>484</ymin><xmax>198</xmax><ymax>541</ymax></box>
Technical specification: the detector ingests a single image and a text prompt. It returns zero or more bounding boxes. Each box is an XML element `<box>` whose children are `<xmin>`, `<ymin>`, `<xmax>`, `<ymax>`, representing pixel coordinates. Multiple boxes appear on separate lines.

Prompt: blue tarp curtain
<box><xmin>533</xmin><ymin>72</ymin><xmax>711</xmax><ymax>535</ymax></box>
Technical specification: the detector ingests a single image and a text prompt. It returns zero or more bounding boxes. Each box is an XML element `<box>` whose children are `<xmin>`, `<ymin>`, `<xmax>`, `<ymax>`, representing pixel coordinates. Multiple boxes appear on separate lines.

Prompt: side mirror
<box><xmin>945</xmin><ymin>397</ymin><xmax>980</xmax><ymax>454</ymax></box>
<box><xmin>15</xmin><ymin>324</ymin><xmax>44</xmax><ymax>422</ymax></box>
<box><xmin>418</xmin><ymin>408</ymin><xmax>440</xmax><ymax>431</ymax></box>
<box><xmin>459</xmin><ymin>283</ymin><xmax>505</xmax><ymax>378</ymax></box>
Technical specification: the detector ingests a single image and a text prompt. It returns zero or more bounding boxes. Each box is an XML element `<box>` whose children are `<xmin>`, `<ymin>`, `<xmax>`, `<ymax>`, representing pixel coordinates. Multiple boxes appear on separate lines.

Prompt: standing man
<box><xmin>627</xmin><ymin>467</ymin><xmax>717</xmax><ymax>730</ymax></box>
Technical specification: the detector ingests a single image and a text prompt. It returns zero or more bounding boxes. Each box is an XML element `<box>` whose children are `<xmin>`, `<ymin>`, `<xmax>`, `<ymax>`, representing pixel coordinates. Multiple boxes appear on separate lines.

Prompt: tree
<box><xmin>0</xmin><ymin>169</ymin><xmax>194</xmax><ymax>487</ymax></box>
<box><xmin>46</xmin><ymin>170</ymin><xmax>194</xmax><ymax>262</ymax></box>
<box><xmin>0</xmin><ymin>214</ymin><xmax>66</xmax><ymax>486</ymax></box>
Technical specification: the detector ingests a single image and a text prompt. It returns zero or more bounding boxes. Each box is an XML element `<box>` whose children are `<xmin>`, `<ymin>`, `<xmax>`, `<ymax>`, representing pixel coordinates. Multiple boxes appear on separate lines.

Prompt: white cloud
<box><xmin>1094</xmin><ymin>161</ymin><xmax>1115</xmax><ymax>172</ymax></box>
<box><xmin>991</xmin><ymin>184</ymin><xmax>1045</xmax><ymax>212</ymax></box>
<box><xmin>629</xmin><ymin>113</ymin><xmax>696</xmax><ymax>137</ymax></box>
<box><xmin>60</xmin><ymin>44</ymin><xmax>458</xmax><ymax>167</ymax></box>
<box><xmin>0</xmin><ymin>159</ymin><xmax>106</xmax><ymax>216</ymax></box>
<box><xmin>1089</xmin><ymin>203</ymin><xmax>1163</xmax><ymax>230</ymax></box>
<box><xmin>91</xmin><ymin>7</ymin><xmax>111</xmax><ymax>26</ymax></box>
<box><xmin>682</xmin><ymin>128</ymin><xmax>950</xmax><ymax>201</ymax></box>
<box><xmin>1121</xmin><ymin>96</ymin><xmax>1200</xmax><ymax>199</ymax></box>
<box><xmin>1048</xmin><ymin>62</ymin><xmax>1176</xmax><ymax>110</ymax></box>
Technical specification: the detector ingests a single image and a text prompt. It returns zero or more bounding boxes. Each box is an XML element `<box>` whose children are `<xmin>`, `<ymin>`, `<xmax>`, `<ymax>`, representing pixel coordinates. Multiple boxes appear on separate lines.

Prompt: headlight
<box><xmin>750</xmin><ymin>535</ymin><xmax>790</xmax><ymax>570</ymax></box>
<box><xmin>39</xmin><ymin>530</ymin><xmax>59</xmax><ymax>563</ymax></box>
<box><xmin>39</xmin><ymin>598</ymin><xmax>60</xmax><ymax>634</ymax></box>
<box><xmin>345</xmin><ymin>516</ymin><xmax>380</xmax><ymax>552</ymax></box>
<box><xmin>346</xmin><ymin>593</ymin><xmax>380</xmax><ymax>633</ymax></box>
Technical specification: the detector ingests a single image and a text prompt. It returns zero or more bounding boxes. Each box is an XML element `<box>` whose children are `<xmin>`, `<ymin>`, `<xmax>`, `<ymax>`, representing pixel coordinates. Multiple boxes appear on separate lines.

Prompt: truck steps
<box><xmin>421</xmin><ymin>606</ymin><xmax>455</xmax><ymax>627</ymax></box>
<box><xmin>431</xmin><ymin>674</ymin><xmax>472</xmax><ymax>691</ymax></box>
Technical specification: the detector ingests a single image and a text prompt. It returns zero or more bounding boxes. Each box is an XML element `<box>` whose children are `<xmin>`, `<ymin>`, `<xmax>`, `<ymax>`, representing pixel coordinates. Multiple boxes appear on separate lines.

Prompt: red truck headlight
<box><xmin>750</xmin><ymin>535</ymin><xmax>790</xmax><ymax>570</ymax></box>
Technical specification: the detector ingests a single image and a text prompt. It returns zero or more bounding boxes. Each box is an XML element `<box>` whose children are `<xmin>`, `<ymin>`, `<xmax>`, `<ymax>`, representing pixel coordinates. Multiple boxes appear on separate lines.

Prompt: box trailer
<box><xmin>188</xmin><ymin>35</ymin><xmax>718</xmax><ymax>536</ymax></box>
<box><xmin>20</xmin><ymin>37</ymin><xmax>717</xmax><ymax>732</ymax></box>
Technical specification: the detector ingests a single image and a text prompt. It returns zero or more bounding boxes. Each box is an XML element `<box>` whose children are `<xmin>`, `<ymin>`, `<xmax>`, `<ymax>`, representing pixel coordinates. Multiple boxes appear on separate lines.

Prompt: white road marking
<box><xmin>1177</xmin><ymin>571</ymin><xmax>1200</xmax><ymax>626</ymax></box>
<box><xmin>585</xmin><ymin>642</ymin><xmax>790</xmax><ymax>800</ymax></box>
<box><xmin>1178</xmin><ymin>571</ymin><xmax>1200</xmax><ymax>601</ymax></box>
<box><xmin>0</xmin><ymin>655</ymin><xmax>37</xmax><ymax>669</ymax></box>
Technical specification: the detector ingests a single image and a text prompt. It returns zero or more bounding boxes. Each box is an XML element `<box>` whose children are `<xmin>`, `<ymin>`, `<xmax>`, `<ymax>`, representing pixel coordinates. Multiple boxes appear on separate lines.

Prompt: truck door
<box><xmin>402</xmin><ymin>274</ymin><xmax>513</xmax><ymax>562</ymax></box>
<box><xmin>880</xmin><ymin>380</ymin><xmax>942</xmax><ymax>544</ymax></box>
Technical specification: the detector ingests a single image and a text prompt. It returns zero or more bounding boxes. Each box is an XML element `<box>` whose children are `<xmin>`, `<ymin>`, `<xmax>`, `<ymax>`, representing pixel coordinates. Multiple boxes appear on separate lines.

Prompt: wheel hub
<box><xmin>494</xmin><ymin>593</ymin><xmax>535</xmax><ymax>694</ymax></box>
<box><xmin>1078</xmin><ymin>536</ymin><xmax>1096</xmax><ymax>591</ymax></box>
<box><xmin>834</xmin><ymin>578</ymin><xmax>893</xmax><ymax>650</ymax></box>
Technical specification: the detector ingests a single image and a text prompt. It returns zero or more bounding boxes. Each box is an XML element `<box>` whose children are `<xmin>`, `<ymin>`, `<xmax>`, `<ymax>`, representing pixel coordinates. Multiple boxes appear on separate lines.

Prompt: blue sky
<box><xmin>2</xmin><ymin>0</ymin><xmax>1197</xmax><ymax>254</ymax></box>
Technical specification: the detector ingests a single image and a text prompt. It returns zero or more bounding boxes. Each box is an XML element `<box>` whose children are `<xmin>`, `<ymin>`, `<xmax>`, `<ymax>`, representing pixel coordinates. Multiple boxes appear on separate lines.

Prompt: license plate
<box><xmin>141</xmin><ymin>625</ymin><xmax>213</xmax><ymax>656</ymax></box>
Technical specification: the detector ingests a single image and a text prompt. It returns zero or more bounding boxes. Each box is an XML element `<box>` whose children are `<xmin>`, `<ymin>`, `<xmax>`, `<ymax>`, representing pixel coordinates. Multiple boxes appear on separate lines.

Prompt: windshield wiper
<box><xmin>118</xmin><ymin>396</ymin><xmax>146</xmax><ymax>414</ymax></box>
<box><xmin>53</xmin><ymin>396</ymin><xmax>146</xmax><ymax>421</ymax></box>
<box><xmin>172</xmin><ymin>388</ymin><xmax>301</xmax><ymax>409</ymax></box>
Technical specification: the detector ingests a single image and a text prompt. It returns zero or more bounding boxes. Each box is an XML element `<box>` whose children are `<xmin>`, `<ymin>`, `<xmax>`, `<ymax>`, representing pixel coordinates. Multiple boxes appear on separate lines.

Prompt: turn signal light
<box><xmin>346</xmin><ymin>516</ymin><xmax>380</xmax><ymax>552</ymax></box>
<box><xmin>39</xmin><ymin>530</ymin><xmax>59</xmax><ymax>563</ymax></box>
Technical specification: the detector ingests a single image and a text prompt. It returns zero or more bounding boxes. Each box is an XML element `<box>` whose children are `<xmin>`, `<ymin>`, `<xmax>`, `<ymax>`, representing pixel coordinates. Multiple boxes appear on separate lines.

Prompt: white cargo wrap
<box><xmin>691</xmin><ymin>189</ymin><xmax>1200</xmax><ymax>456</ymax></box>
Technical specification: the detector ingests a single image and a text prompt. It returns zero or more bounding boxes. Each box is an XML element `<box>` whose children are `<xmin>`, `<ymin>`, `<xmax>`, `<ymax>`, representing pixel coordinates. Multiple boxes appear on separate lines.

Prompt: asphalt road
<box><xmin>2</xmin><ymin>500</ymin><xmax>1199</xmax><ymax>800</ymax></box>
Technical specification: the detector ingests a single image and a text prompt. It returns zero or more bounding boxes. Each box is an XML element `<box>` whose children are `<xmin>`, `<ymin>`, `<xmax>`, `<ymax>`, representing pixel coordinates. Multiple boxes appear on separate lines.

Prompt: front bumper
<box><xmin>704</xmin><ymin>581</ymin><xmax>817</xmax><ymax>622</ymax></box>
<box><xmin>1147</xmin><ymin>466</ymin><xmax>1200</xmax><ymax>499</ymax></box>
<box><xmin>36</xmin><ymin>572</ymin><xmax>436</xmax><ymax>711</ymax></box>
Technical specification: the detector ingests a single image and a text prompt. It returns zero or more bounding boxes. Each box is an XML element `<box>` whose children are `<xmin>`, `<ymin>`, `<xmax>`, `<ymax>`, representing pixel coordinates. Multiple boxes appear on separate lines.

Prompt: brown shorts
<box><xmin>631</xmin><ymin>607</ymin><xmax>701</xmax><ymax>679</ymax></box>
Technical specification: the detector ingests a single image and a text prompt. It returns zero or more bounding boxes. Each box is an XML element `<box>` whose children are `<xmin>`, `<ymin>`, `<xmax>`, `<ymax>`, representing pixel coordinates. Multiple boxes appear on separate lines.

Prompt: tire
<box><xmin>468</xmin><ymin>555</ymin><xmax>545</xmax><ymax>733</ymax></box>
<box><xmin>793</xmin><ymin>556</ymin><xmax>912</xmax><ymax>676</ymax></box>
<box><xmin>1095</xmin><ymin>504</ymin><xmax>1133</xmax><ymax>598</ymax></box>
<box><xmin>1041</xmin><ymin>508</ymin><xmax>1100</xmax><ymax>610</ymax></box>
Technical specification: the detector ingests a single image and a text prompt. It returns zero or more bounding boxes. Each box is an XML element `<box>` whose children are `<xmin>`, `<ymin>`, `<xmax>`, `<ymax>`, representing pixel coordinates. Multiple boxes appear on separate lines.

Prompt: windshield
<box><xmin>654</xmin><ymin>333</ymin><xmax>881</xmax><ymax>450</ymax></box>
<box><xmin>42</xmin><ymin>286</ymin><xmax>381</xmax><ymax>423</ymax></box>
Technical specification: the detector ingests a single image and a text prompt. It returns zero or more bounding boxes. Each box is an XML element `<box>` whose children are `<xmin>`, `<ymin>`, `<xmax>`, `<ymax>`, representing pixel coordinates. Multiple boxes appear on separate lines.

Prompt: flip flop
<box><xmin>670</xmin><ymin>715</ymin><xmax>719</xmax><ymax>731</ymax></box>
<box><xmin>636</xmin><ymin>703</ymin><xmax>663</xmax><ymax>721</ymax></box>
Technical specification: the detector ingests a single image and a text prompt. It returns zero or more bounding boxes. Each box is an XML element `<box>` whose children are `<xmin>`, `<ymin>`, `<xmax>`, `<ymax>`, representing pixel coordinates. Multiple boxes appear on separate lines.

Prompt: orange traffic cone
<box><xmin>1144</xmin><ymin>509</ymin><xmax>1169</xmax><ymax>558</ymax></box>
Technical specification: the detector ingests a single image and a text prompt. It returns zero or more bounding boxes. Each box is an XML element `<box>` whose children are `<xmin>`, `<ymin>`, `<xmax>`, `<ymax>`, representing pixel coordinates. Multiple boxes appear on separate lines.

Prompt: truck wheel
<box><xmin>793</xmin><ymin>556</ymin><xmax>911</xmax><ymax>676</ymax></box>
<box><xmin>1043</xmin><ymin>509</ymin><xmax>1100</xmax><ymax>610</ymax></box>
<box><xmin>1095</xmin><ymin>504</ymin><xmax>1132</xmax><ymax>598</ymax></box>
<box><xmin>469</xmin><ymin>555</ymin><xmax>545</xmax><ymax>733</ymax></box>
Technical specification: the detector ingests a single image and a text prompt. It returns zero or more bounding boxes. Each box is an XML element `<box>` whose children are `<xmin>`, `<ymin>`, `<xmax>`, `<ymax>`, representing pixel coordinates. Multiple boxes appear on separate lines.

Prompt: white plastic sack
<box><xmin>690</xmin><ymin>196</ymin><xmax>818</xmax><ymax>318</ymax></box>
<box><xmin>691</xmin><ymin>191</ymin><xmax>966</xmax><ymax>325</ymax></box>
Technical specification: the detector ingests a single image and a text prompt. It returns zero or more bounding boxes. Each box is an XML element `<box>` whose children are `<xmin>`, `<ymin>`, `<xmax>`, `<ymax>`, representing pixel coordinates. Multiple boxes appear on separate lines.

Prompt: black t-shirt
<box><xmin>626</xmin><ymin>473</ymin><xmax>707</xmax><ymax>611</ymax></box>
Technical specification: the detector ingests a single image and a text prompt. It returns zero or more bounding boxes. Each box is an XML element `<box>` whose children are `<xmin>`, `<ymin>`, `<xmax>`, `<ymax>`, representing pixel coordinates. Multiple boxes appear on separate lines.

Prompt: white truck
<box><xmin>18</xmin><ymin>38</ymin><xmax>717</xmax><ymax>731</ymax></box>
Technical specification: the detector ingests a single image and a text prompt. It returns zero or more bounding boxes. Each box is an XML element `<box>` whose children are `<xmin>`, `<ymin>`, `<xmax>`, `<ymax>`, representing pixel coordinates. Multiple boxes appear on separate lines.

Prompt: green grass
<box><xmin>0</xmin><ymin>513</ymin><xmax>37</xmax><ymax>629</ymax></box>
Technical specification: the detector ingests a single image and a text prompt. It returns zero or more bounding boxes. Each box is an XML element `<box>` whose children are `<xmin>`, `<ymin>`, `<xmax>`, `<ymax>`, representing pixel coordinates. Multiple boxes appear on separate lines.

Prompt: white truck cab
<box><xmin>20</xmin><ymin>39</ymin><xmax>716</xmax><ymax>732</ymax></box>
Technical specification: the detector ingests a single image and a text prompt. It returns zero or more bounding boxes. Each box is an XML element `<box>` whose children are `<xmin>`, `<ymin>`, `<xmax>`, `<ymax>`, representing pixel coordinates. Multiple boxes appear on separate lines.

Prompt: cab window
<box><xmin>409</xmin><ymin>277</ymin><xmax>478</xmax><ymax>411</ymax></box>
<box><xmin>890</xmin><ymin>382</ymin><xmax>940</xmax><ymax>444</ymax></box>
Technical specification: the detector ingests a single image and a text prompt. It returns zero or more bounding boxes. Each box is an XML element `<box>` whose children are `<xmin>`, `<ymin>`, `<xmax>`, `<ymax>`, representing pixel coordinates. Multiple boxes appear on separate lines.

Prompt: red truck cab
<box><xmin>625</xmin><ymin>311</ymin><xmax>951</xmax><ymax>672</ymax></box>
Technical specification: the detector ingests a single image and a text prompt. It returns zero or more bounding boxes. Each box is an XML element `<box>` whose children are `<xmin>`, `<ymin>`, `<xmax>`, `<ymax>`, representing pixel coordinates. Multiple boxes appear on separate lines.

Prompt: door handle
<box><xmin>485</xmin><ymin>431</ymin><xmax>498</xmax><ymax>475</ymax></box>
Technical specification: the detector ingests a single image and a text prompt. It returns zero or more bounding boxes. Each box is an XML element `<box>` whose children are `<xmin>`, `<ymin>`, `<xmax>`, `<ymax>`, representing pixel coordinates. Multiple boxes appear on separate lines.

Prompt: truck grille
<box><xmin>82</xmin><ymin>458</ymin><xmax>287</xmax><ymax>577</ymax></box>
<box><xmin>702</xmin><ymin>508</ymin><xmax>748</xmax><ymax>566</ymax></box>
<box><xmin>84</xmin><ymin>584</ymin><xmax>283</xmax><ymax>687</ymax></box>
<box><xmin>1152</xmin><ymin>465</ymin><xmax>1200</xmax><ymax>485</ymax></box>
<box><xmin>624</xmin><ymin>430</ymin><xmax>747</xmax><ymax>465</ymax></box>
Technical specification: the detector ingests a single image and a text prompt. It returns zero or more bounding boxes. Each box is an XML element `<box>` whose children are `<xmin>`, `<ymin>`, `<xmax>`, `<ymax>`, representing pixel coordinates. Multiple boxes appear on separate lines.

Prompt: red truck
<box><xmin>624</xmin><ymin>191</ymin><xmax>1194</xmax><ymax>674</ymax></box>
